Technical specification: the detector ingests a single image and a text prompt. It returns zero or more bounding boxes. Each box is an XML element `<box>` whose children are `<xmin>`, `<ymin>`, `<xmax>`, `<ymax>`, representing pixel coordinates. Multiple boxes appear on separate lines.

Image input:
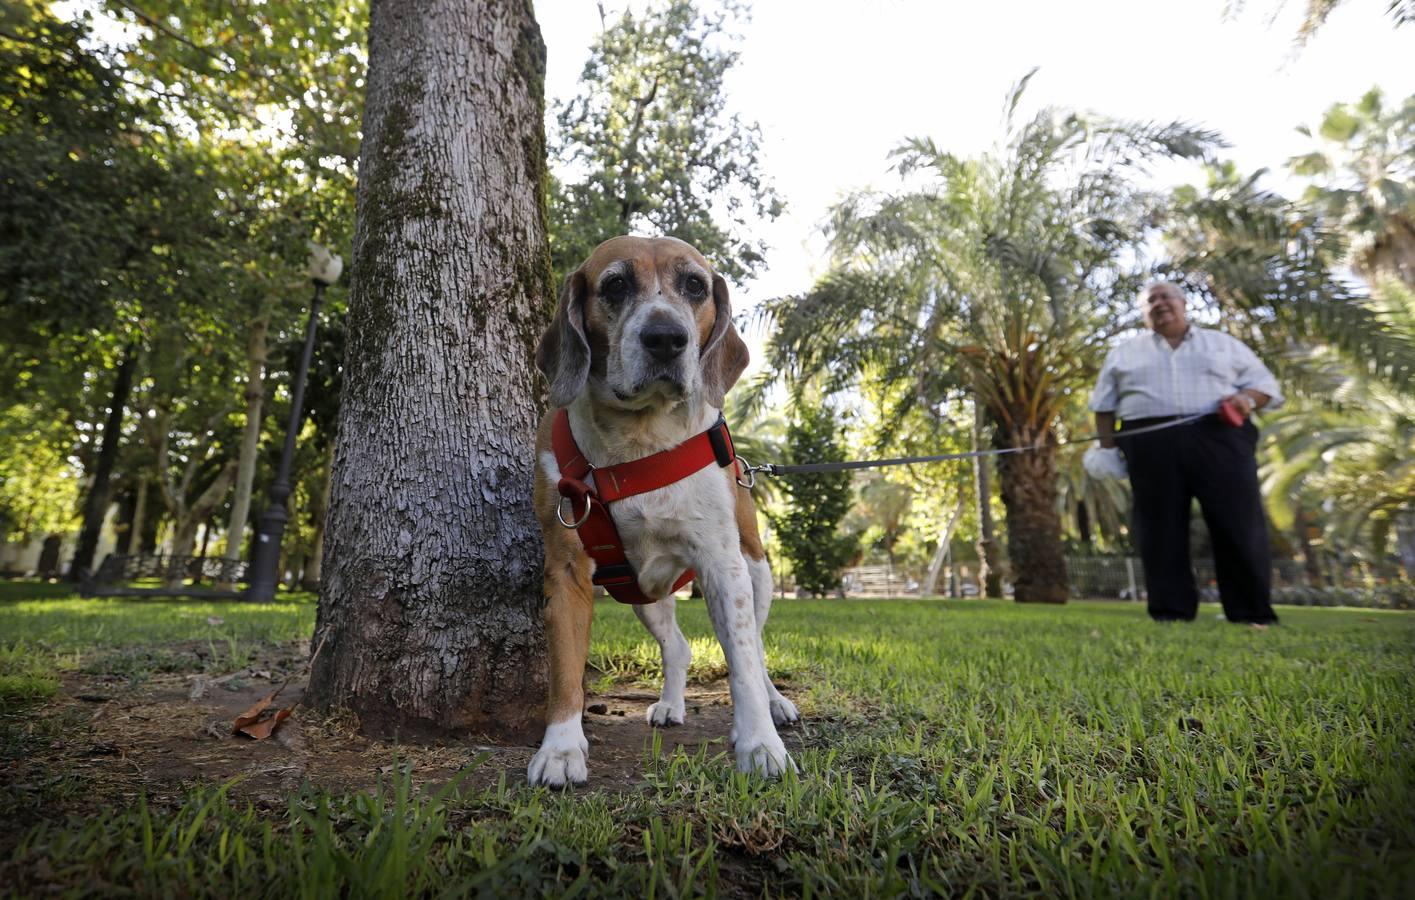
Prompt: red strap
<box><xmin>550</xmin><ymin>409</ymin><xmax>733</xmax><ymax>604</ymax></box>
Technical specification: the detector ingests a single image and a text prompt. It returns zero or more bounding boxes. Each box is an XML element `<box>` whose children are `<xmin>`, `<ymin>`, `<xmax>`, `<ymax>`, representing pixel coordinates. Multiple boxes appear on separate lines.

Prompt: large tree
<box><xmin>305</xmin><ymin>0</ymin><xmax>552</xmax><ymax>738</ymax></box>
<box><xmin>549</xmin><ymin>0</ymin><xmax>782</xmax><ymax>283</ymax></box>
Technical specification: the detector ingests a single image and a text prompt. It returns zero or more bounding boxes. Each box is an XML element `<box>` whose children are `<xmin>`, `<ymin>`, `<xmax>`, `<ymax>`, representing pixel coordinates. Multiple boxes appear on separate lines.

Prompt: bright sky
<box><xmin>536</xmin><ymin>0</ymin><xmax>1413</xmax><ymax>366</ymax></box>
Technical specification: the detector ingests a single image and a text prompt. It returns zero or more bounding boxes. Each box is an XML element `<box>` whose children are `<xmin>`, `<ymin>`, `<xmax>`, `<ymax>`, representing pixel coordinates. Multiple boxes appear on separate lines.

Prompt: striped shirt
<box><xmin>1089</xmin><ymin>327</ymin><xmax>1283</xmax><ymax>419</ymax></box>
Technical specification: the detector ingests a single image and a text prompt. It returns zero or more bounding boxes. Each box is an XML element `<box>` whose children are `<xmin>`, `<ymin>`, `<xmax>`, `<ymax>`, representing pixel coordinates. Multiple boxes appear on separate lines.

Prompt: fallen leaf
<box><xmin>232</xmin><ymin>691</ymin><xmax>277</xmax><ymax>732</ymax></box>
<box><xmin>188</xmin><ymin>676</ymin><xmax>208</xmax><ymax>702</ymax></box>
<box><xmin>237</xmin><ymin>708</ymin><xmax>292</xmax><ymax>740</ymax></box>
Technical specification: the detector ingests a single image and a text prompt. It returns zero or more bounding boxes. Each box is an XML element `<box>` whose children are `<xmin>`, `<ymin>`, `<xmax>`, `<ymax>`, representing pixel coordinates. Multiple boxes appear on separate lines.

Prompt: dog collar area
<box><xmin>551</xmin><ymin>409</ymin><xmax>738</xmax><ymax>604</ymax></box>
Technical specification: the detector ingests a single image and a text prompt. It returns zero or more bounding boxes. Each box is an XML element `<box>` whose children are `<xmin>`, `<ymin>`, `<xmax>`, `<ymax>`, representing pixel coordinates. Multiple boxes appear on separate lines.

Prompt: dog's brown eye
<box><xmin>683</xmin><ymin>275</ymin><xmax>706</xmax><ymax>299</ymax></box>
<box><xmin>601</xmin><ymin>274</ymin><xmax>629</xmax><ymax>302</ymax></box>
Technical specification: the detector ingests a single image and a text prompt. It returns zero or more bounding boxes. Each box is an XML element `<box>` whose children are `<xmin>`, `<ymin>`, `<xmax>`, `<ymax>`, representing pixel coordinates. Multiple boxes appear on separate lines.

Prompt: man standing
<box><xmin>1090</xmin><ymin>282</ymin><xmax>1282</xmax><ymax>627</ymax></box>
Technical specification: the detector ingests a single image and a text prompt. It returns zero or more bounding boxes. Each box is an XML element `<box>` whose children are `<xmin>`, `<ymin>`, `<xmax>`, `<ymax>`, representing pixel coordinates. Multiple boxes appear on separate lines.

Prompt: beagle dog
<box><xmin>527</xmin><ymin>235</ymin><xmax>798</xmax><ymax>786</ymax></box>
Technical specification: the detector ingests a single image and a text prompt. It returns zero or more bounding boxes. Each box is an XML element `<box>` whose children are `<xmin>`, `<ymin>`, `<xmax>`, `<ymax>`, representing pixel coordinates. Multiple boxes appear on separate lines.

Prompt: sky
<box><xmin>534</xmin><ymin>0</ymin><xmax>1414</xmax><ymax>366</ymax></box>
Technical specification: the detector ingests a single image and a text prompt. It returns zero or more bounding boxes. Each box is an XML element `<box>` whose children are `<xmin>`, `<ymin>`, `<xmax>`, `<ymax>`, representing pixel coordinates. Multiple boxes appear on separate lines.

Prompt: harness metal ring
<box><xmin>556</xmin><ymin>495</ymin><xmax>593</xmax><ymax>529</ymax></box>
<box><xmin>735</xmin><ymin>456</ymin><xmax>757</xmax><ymax>490</ymax></box>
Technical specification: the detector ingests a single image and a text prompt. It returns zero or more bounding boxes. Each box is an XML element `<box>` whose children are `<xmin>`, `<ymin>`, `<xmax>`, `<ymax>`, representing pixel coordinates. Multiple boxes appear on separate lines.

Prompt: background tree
<box><xmin>762</xmin><ymin>75</ymin><xmax>1218</xmax><ymax>602</ymax></box>
<box><xmin>1290</xmin><ymin>87</ymin><xmax>1415</xmax><ymax>289</ymax></box>
<box><xmin>772</xmin><ymin>400</ymin><xmax>858</xmax><ymax>598</ymax></box>
<box><xmin>549</xmin><ymin>0</ymin><xmax>783</xmax><ymax>282</ymax></box>
<box><xmin>306</xmin><ymin>0</ymin><xmax>553</xmax><ymax>738</ymax></box>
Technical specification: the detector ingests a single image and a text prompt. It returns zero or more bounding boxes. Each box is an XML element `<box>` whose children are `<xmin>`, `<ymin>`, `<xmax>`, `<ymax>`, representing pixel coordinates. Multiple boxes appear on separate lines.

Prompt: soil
<box><xmin>9</xmin><ymin>639</ymin><xmax>806</xmax><ymax>815</ymax></box>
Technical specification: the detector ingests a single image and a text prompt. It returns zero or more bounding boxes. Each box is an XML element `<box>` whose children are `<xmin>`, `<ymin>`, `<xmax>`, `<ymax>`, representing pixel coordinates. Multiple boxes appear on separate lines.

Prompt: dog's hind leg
<box><xmin>747</xmin><ymin>554</ymin><xmax>799</xmax><ymax>727</ymax></box>
<box><xmin>634</xmin><ymin>595</ymin><xmax>691</xmax><ymax>726</ymax></box>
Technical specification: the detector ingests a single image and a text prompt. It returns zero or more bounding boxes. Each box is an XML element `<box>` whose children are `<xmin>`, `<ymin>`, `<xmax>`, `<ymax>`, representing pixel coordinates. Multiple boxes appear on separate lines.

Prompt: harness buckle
<box><xmin>707</xmin><ymin>416</ymin><xmax>735</xmax><ymax>468</ymax></box>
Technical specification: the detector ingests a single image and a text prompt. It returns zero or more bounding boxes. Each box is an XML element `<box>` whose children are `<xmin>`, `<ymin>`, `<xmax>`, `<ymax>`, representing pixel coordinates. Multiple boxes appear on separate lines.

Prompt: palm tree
<box><xmin>759</xmin><ymin>74</ymin><xmax>1219</xmax><ymax>603</ymax></box>
<box><xmin>1166</xmin><ymin>163</ymin><xmax>1415</xmax><ymax>393</ymax></box>
<box><xmin>1289</xmin><ymin>88</ymin><xmax>1415</xmax><ymax>289</ymax></box>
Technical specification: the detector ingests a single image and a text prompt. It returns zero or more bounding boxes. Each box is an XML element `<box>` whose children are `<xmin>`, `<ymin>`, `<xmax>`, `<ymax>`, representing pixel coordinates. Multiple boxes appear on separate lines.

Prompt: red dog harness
<box><xmin>551</xmin><ymin>408</ymin><xmax>738</xmax><ymax>604</ymax></box>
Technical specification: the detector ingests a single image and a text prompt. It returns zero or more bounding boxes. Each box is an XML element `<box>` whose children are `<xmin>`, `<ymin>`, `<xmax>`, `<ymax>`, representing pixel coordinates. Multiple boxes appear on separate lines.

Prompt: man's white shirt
<box><xmin>1089</xmin><ymin>327</ymin><xmax>1283</xmax><ymax>420</ymax></box>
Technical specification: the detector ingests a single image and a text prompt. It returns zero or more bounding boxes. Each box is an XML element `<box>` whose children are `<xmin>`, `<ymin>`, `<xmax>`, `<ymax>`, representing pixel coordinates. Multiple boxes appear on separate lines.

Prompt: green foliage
<box><xmin>549</xmin><ymin>0</ymin><xmax>783</xmax><ymax>282</ymax></box>
<box><xmin>0</xmin><ymin>405</ymin><xmax>81</xmax><ymax>540</ymax></box>
<box><xmin>1290</xmin><ymin>87</ymin><xmax>1415</xmax><ymax>288</ymax></box>
<box><xmin>771</xmin><ymin>402</ymin><xmax>857</xmax><ymax>597</ymax></box>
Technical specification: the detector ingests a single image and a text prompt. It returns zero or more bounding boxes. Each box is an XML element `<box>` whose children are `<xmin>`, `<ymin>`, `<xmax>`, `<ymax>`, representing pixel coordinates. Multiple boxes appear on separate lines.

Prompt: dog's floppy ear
<box><xmin>535</xmin><ymin>269</ymin><xmax>590</xmax><ymax>408</ymax></box>
<box><xmin>700</xmin><ymin>273</ymin><xmax>750</xmax><ymax>408</ymax></box>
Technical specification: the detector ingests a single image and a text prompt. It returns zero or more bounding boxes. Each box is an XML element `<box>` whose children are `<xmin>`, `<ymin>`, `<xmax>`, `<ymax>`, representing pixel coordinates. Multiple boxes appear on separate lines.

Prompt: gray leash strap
<box><xmin>750</xmin><ymin>412</ymin><xmax>1210</xmax><ymax>478</ymax></box>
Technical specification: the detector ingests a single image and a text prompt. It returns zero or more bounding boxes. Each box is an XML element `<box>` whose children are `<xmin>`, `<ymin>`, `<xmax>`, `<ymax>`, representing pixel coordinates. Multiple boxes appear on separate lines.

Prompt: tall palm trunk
<box><xmin>994</xmin><ymin>421</ymin><xmax>1068</xmax><ymax>604</ymax></box>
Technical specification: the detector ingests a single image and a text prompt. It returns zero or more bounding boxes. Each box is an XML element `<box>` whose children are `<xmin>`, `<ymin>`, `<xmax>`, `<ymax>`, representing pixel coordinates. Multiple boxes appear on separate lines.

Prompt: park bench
<box><xmin>79</xmin><ymin>553</ymin><xmax>248</xmax><ymax>599</ymax></box>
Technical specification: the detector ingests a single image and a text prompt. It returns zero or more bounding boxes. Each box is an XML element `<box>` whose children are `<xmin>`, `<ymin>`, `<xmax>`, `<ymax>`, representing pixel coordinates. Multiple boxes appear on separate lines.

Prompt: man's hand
<box><xmin>1224</xmin><ymin>390</ymin><xmax>1270</xmax><ymax>419</ymax></box>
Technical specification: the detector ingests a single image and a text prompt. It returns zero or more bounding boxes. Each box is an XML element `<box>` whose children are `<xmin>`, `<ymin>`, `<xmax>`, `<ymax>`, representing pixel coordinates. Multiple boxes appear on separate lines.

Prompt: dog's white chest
<box><xmin>610</xmin><ymin>468</ymin><xmax>733</xmax><ymax>598</ymax></box>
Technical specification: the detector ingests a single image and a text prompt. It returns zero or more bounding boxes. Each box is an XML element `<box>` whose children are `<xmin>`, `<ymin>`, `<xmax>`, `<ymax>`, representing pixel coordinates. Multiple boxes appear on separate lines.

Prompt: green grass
<box><xmin>2</xmin><ymin>587</ymin><xmax>1412</xmax><ymax>897</ymax></box>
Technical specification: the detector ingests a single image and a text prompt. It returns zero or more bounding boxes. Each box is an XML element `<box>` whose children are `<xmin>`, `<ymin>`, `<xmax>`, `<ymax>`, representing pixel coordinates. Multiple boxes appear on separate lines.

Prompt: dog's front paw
<box><xmin>735</xmin><ymin>734</ymin><xmax>794</xmax><ymax>777</ymax></box>
<box><xmin>646</xmin><ymin>700</ymin><xmax>684</xmax><ymax>727</ymax></box>
<box><xmin>769</xmin><ymin>693</ymin><xmax>800</xmax><ymax>726</ymax></box>
<box><xmin>527</xmin><ymin>722</ymin><xmax>589</xmax><ymax>787</ymax></box>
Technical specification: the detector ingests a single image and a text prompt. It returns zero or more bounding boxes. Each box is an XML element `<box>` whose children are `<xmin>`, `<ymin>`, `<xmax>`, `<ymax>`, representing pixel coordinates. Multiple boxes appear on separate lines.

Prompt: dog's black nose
<box><xmin>640</xmin><ymin>322</ymin><xmax>689</xmax><ymax>362</ymax></box>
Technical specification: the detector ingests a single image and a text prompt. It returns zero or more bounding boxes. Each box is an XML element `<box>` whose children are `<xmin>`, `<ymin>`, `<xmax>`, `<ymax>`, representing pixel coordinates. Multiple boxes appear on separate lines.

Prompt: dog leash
<box><xmin>737</xmin><ymin>410</ymin><xmax>1214</xmax><ymax>484</ymax></box>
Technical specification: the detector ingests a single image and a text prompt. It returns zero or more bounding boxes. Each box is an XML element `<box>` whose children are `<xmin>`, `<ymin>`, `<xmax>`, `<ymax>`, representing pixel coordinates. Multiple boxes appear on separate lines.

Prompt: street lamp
<box><xmin>246</xmin><ymin>242</ymin><xmax>342</xmax><ymax>601</ymax></box>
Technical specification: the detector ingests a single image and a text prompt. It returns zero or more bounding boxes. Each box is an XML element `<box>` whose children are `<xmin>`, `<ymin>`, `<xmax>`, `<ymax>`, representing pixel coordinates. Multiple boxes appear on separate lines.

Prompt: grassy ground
<box><xmin>1</xmin><ymin>583</ymin><xmax>1412</xmax><ymax>897</ymax></box>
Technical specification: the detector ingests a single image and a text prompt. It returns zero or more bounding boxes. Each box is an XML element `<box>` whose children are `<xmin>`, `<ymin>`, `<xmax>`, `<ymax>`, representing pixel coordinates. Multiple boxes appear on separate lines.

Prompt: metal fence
<box><xmin>828</xmin><ymin>557</ymin><xmax>1389</xmax><ymax>601</ymax></box>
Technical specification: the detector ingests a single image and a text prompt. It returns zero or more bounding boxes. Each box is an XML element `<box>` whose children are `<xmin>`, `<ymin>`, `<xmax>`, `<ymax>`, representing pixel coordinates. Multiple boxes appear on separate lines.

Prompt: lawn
<box><xmin>1</xmin><ymin>583</ymin><xmax>1412</xmax><ymax>897</ymax></box>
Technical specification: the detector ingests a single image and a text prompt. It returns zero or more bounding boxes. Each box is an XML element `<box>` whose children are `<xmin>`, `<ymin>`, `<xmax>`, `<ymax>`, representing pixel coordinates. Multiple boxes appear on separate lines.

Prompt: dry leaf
<box><xmin>188</xmin><ymin>676</ymin><xmax>209</xmax><ymax>702</ymax></box>
<box><xmin>232</xmin><ymin>691</ymin><xmax>277</xmax><ymax>732</ymax></box>
<box><xmin>237</xmin><ymin>708</ymin><xmax>292</xmax><ymax>740</ymax></box>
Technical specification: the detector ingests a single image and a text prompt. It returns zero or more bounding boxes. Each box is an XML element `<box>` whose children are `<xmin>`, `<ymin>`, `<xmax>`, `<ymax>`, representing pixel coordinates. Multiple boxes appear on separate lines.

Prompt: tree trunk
<box><xmin>306</xmin><ymin>0</ymin><xmax>553</xmax><ymax>741</ymax></box>
<box><xmin>995</xmin><ymin>426</ymin><xmax>1068</xmax><ymax>604</ymax></box>
<box><xmin>972</xmin><ymin>402</ymin><xmax>1003</xmax><ymax>597</ymax></box>
<box><xmin>68</xmin><ymin>346</ymin><xmax>136</xmax><ymax>579</ymax></box>
<box><xmin>164</xmin><ymin>461</ymin><xmax>239</xmax><ymax>587</ymax></box>
<box><xmin>922</xmin><ymin>495</ymin><xmax>966</xmax><ymax>597</ymax></box>
<box><xmin>221</xmin><ymin>315</ymin><xmax>268</xmax><ymax>580</ymax></box>
<box><xmin>1296</xmin><ymin>505</ymin><xmax>1325</xmax><ymax>587</ymax></box>
<box><xmin>301</xmin><ymin>443</ymin><xmax>336</xmax><ymax>592</ymax></box>
<box><xmin>1395</xmin><ymin>509</ymin><xmax>1415</xmax><ymax>579</ymax></box>
<box><xmin>1076</xmin><ymin>499</ymin><xmax>1092</xmax><ymax>548</ymax></box>
<box><xmin>128</xmin><ymin>476</ymin><xmax>148</xmax><ymax>555</ymax></box>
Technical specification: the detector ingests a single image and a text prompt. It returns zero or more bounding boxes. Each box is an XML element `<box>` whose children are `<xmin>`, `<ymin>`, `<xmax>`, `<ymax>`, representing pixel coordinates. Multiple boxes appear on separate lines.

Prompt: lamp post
<box><xmin>246</xmin><ymin>243</ymin><xmax>342</xmax><ymax>601</ymax></box>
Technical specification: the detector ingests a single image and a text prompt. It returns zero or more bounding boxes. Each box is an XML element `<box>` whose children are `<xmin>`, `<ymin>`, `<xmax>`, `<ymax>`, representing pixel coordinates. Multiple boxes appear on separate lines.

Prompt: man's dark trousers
<box><xmin>1117</xmin><ymin>416</ymin><xmax>1279</xmax><ymax>624</ymax></box>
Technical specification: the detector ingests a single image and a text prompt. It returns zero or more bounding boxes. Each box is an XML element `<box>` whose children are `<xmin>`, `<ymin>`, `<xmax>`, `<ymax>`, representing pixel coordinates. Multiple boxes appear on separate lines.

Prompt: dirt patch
<box><xmin>10</xmin><ymin>640</ymin><xmax>803</xmax><ymax>813</ymax></box>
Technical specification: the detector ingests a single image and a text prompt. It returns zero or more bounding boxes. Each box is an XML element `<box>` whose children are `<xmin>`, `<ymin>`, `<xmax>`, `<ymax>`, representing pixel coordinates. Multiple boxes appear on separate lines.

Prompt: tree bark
<box><xmin>972</xmin><ymin>401</ymin><xmax>1003</xmax><ymax>597</ymax></box>
<box><xmin>67</xmin><ymin>346</ymin><xmax>136</xmax><ymax>579</ymax></box>
<box><xmin>995</xmin><ymin>424</ymin><xmax>1069</xmax><ymax>604</ymax></box>
<box><xmin>221</xmin><ymin>315</ymin><xmax>268</xmax><ymax>580</ymax></box>
<box><xmin>306</xmin><ymin>0</ymin><xmax>553</xmax><ymax>741</ymax></box>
